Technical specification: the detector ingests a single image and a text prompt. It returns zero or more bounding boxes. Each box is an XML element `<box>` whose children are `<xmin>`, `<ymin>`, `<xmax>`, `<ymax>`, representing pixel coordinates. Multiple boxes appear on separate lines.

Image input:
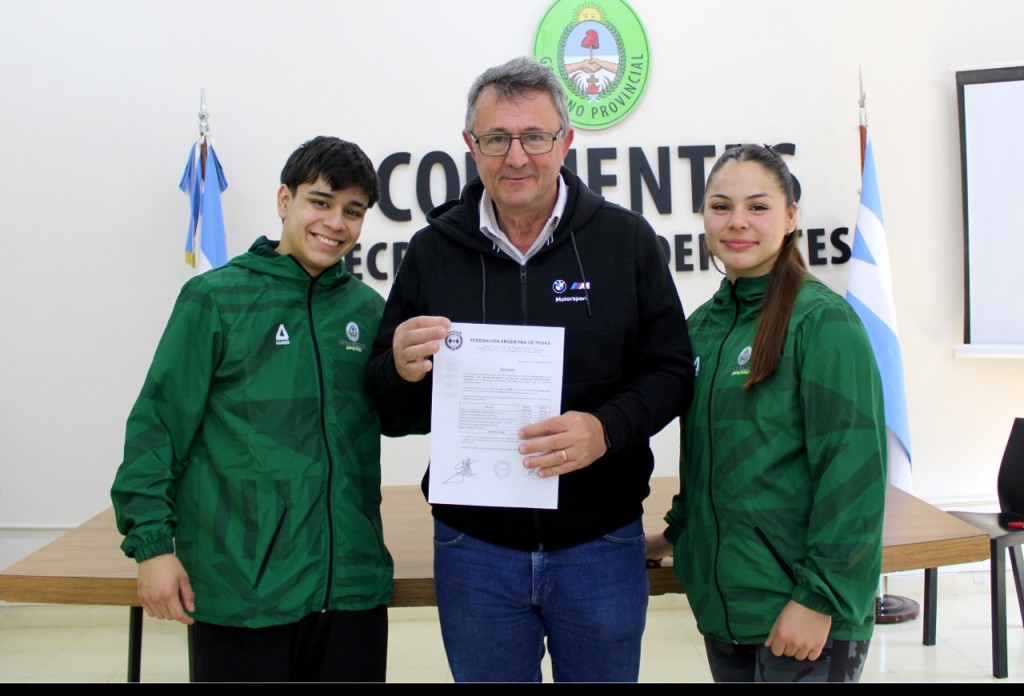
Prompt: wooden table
<box><xmin>0</xmin><ymin>478</ymin><xmax>990</xmax><ymax>681</ymax></box>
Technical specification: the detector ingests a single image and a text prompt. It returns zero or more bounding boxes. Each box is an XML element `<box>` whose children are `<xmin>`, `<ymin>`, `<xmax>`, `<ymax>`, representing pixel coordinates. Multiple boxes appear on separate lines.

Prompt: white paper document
<box><xmin>429</xmin><ymin>322</ymin><xmax>565</xmax><ymax>509</ymax></box>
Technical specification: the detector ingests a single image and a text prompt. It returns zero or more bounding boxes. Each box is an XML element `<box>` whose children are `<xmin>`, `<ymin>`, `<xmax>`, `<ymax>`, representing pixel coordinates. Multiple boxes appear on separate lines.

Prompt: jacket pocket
<box><xmin>253</xmin><ymin>507</ymin><xmax>289</xmax><ymax>589</ymax></box>
<box><xmin>753</xmin><ymin>526</ymin><xmax>797</xmax><ymax>585</ymax></box>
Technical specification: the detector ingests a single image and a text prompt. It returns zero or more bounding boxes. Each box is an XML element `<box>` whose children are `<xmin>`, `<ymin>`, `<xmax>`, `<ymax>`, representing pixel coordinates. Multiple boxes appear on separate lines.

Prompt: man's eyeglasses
<box><xmin>469</xmin><ymin>131</ymin><xmax>561</xmax><ymax>157</ymax></box>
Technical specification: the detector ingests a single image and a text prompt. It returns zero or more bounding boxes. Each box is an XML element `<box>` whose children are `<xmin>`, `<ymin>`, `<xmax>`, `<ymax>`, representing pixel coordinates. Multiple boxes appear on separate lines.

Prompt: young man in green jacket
<box><xmin>111</xmin><ymin>136</ymin><xmax>393</xmax><ymax>682</ymax></box>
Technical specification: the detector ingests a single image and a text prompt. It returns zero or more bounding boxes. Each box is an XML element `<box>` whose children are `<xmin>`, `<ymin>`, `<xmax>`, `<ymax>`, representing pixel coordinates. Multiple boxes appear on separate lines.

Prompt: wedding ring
<box><xmin>560</xmin><ymin>449</ymin><xmax>568</xmax><ymax>463</ymax></box>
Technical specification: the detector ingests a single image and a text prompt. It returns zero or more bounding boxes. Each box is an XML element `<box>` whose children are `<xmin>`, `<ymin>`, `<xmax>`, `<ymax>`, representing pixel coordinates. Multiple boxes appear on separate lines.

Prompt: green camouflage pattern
<box><xmin>665</xmin><ymin>274</ymin><xmax>886</xmax><ymax>644</ymax></box>
<box><xmin>112</xmin><ymin>237</ymin><xmax>393</xmax><ymax>627</ymax></box>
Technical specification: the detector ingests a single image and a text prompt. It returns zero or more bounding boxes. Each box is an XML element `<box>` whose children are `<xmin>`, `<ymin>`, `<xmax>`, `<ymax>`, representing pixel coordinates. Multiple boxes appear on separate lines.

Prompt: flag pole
<box><xmin>859</xmin><ymin>67</ymin><xmax>867</xmax><ymax>172</ymax></box>
<box><xmin>198</xmin><ymin>89</ymin><xmax>209</xmax><ymax>177</ymax></box>
<box><xmin>859</xmin><ymin>71</ymin><xmax>920</xmax><ymax>624</ymax></box>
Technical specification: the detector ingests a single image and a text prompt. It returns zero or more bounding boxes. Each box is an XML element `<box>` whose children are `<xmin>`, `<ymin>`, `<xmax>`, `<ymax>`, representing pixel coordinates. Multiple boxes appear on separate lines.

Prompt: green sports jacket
<box><xmin>111</xmin><ymin>237</ymin><xmax>393</xmax><ymax>628</ymax></box>
<box><xmin>664</xmin><ymin>274</ymin><xmax>886</xmax><ymax>644</ymax></box>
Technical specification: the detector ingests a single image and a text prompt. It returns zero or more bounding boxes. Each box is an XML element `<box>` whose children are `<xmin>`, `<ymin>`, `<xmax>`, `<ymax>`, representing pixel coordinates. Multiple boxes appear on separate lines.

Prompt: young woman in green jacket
<box><xmin>647</xmin><ymin>144</ymin><xmax>887</xmax><ymax>683</ymax></box>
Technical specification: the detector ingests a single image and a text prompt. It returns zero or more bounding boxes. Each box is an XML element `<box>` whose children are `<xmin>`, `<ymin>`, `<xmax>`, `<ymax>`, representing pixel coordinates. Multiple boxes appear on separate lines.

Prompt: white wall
<box><xmin>2</xmin><ymin>0</ymin><xmax>1023</xmax><ymax>570</ymax></box>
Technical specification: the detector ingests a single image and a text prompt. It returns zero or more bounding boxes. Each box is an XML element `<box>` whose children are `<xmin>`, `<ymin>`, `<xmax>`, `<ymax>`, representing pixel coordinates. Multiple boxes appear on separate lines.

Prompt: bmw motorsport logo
<box><xmin>533</xmin><ymin>0</ymin><xmax>650</xmax><ymax>130</ymax></box>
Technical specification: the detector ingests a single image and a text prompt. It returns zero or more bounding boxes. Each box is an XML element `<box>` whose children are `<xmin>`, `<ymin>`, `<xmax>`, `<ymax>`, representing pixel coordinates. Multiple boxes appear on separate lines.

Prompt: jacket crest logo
<box><xmin>341</xmin><ymin>320</ymin><xmax>368</xmax><ymax>352</ymax></box>
<box><xmin>275</xmin><ymin>324</ymin><xmax>290</xmax><ymax>346</ymax></box>
<box><xmin>737</xmin><ymin>346</ymin><xmax>752</xmax><ymax>366</ymax></box>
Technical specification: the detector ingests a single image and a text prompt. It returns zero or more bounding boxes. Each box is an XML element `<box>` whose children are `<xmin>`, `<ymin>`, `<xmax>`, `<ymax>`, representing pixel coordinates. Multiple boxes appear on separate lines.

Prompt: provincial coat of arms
<box><xmin>534</xmin><ymin>1</ymin><xmax>650</xmax><ymax>130</ymax></box>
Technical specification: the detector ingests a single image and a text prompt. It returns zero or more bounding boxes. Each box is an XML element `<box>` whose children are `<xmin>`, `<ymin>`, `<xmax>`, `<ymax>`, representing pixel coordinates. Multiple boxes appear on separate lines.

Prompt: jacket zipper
<box><xmin>520</xmin><ymin>263</ymin><xmax>544</xmax><ymax>544</ymax></box>
<box><xmin>308</xmin><ymin>278</ymin><xmax>336</xmax><ymax>611</ymax></box>
<box><xmin>519</xmin><ymin>265</ymin><xmax>529</xmax><ymax>323</ymax></box>
<box><xmin>711</xmin><ymin>282</ymin><xmax>741</xmax><ymax>642</ymax></box>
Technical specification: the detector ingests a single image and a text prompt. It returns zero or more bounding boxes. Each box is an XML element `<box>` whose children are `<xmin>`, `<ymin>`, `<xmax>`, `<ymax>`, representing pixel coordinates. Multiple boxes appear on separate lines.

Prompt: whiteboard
<box><xmin>957</xmin><ymin>66</ymin><xmax>1024</xmax><ymax>345</ymax></box>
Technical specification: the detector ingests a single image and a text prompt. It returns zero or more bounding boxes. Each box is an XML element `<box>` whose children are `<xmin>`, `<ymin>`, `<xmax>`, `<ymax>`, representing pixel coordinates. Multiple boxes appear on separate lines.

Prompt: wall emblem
<box><xmin>533</xmin><ymin>1</ymin><xmax>651</xmax><ymax>130</ymax></box>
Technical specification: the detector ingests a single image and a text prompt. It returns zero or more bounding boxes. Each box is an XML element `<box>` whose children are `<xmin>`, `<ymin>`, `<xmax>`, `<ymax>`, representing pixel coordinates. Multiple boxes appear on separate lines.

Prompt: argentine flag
<box><xmin>180</xmin><ymin>140</ymin><xmax>229</xmax><ymax>271</ymax></box>
<box><xmin>846</xmin><ymin>134</ymin><xmax>913</xmax><ymax>492</ymax></box>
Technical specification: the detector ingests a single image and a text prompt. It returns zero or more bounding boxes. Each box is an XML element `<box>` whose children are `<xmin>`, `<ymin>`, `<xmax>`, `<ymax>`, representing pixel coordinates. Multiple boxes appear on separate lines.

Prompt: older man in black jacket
<box><xmin>366</xmin><ymin>55</ymin><xmax>694</xmax><ymax>683</ymax></box>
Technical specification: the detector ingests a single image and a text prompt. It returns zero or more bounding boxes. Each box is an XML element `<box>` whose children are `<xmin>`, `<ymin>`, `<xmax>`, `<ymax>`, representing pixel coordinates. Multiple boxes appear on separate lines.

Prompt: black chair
<box><xmin>947</xmin><ymin>417</ymin><xmax>1024</xmax><ymax>679</ymax></box>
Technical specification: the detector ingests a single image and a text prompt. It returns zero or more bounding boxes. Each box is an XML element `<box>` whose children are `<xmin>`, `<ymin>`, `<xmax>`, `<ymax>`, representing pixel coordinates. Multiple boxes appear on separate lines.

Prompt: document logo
<box><xmin>445</xmin><ymin>330</ymin><xmax>464</xmax><ymax>351</ymax></box>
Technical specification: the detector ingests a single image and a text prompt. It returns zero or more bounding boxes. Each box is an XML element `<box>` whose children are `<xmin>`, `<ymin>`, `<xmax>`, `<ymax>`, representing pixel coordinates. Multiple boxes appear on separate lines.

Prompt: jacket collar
<box><xmin>229</xmin><ymin>236</ymin><xmax>353</xmax><ymax>287</ymax></box>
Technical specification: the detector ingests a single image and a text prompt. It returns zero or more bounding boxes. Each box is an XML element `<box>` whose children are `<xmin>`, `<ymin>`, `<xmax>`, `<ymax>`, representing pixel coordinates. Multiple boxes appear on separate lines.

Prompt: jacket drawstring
<box><xmin>479</xmin><ymin>253</ymin><xmax>487</xmax><ymax>323</ymax></box>
<box><xmin>569</xmin><ymin>229</ymin><xmax>593</xmax><ymax>318</ymax></box>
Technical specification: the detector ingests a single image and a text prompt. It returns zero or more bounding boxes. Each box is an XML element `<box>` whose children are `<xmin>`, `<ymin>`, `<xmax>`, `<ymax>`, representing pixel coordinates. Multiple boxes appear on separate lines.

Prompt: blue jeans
<box><xmin>432</xmin><ymin>517</ymin><xmax>649</xmax><ymax>682</ymax></box>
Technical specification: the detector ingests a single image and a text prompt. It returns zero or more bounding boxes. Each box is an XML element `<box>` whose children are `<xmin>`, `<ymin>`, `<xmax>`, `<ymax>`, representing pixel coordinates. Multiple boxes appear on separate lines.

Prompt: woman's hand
<box><xmin>764</xmin><ymin>600</ymin><xmax>832</xmax><ymax>660</ymax></box>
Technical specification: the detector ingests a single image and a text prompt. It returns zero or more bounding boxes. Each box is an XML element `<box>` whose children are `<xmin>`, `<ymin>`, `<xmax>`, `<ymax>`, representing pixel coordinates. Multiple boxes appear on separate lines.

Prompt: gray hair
<box><xmin>464</xmin><ymin>56</ymin><xmax>570</xmax><ymax>136</ymax></box>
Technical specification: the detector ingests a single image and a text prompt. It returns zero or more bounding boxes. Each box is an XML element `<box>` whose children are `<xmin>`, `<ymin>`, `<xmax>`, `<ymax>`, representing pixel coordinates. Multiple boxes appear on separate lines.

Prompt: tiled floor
<box><xmin>0</xmin><ymin>571</ymin><xmax>1021</xmax><ymax>683</ymax></box>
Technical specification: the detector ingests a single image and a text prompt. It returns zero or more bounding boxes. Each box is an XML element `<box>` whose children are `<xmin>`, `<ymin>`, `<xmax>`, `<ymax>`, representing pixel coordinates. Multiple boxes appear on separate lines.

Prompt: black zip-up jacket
<box><xmin>366</xmin><ymin>168</ymin><xmax>694</xmax><ymax>550</ymax></box>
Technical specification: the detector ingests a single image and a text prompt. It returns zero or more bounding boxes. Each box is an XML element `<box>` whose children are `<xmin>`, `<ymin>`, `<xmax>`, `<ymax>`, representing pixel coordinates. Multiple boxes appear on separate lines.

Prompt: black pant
<box><xmin>188</xmin><ymin>606</ymin><xmax>388</xmax><ymax>682</ymax></box>
<box><xmin>704</xmin><ymin>636</ymin><xmax>870</xmax><ymax>683</ymax></box>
